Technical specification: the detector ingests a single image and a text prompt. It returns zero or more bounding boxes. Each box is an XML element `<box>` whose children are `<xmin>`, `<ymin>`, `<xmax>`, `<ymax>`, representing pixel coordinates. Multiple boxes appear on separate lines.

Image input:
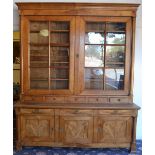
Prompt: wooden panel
<box><xmin>109</xmin><ymin>97</ymin><xmax>132</xmax><ymax>103</ymax></box>
<box><xmin>59</xmin><ymin>116</ymin><xmax>93</xmax><ymax>144</ymax></box>
<box><xmin>21</xmin><ymin>115</ymin><xmax>54</xmax><ymax>142</ymax></box>
<box><xmin>65</xmin><ymin>97</ymin><xmax>86</xmax><ymax>103</ymax></box>
<box><xmin>59</xmin><ymin>109</ymin><xmax>93</xmax><ymax>116</ymax></box>
<box><xmin>45</xmin><ymin>96</ymin><xmax>65</xmax><ymax>103</ymax></box>
<box><xmin>96</xmin><ymin>110</ymin><xmax>136</xmax><ymax>116</ymax></box>
<box><xmin>20</xmin><ymin>108</ymin><xmax>54</xmax><ymax>114</ymax></box>
<box><xmin>88</xmin><ymin>97</ymin><xmax>108</xmax><ymax>103</ymax></box>
<box><xmin>94</xmin><ymin>116</ymin><xmax>132</xmax><ymax>143</ymax></box>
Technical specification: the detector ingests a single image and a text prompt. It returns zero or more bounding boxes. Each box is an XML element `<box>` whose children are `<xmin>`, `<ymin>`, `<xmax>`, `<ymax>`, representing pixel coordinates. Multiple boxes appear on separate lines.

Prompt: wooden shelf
<box><xmin>85</xmin><ymin>43</ymin><xmax>125</xmax><ymax>46</ymax></box>
<box><xmin>30</xmin><ymin>30</ymin><xmax>69</xmax><ymax>33</ymax></box>
<box><xmin>30</xmin><ymin>43</ymin><xmax>69</xmax><ymax>47</ymax></box>
<box><xmin>51</xmin><ymin>78</ymin><xmax>69</xmax><ymax>80</ymax></box>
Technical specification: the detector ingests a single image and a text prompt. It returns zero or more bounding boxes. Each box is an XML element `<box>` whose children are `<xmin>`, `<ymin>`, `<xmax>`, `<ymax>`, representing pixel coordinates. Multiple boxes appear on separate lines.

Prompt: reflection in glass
<box><xmin>85</xmin><ymin>68</ymin><xmax>103</xmax><ymax>89</ymax></box>
<box><xmin>105</xmin><ymin>69</ymin><xmax>124</xmax><ymax>90</ymax></box>
<box><xmin>106</xmin><ymin>33</ymin><xmax>125</xmax><ymax>44</ymax></box>
<box><xmin>106</xmin><ymin>23</ymin><xmax>126</xmax><ymax>32</ymax></box>
<box><xmin>85</xmin><ymin>68</ymin><xmax>103</xmax><ymax>79</ymax></box>
<box><xmin>85</xmin><ymin>32</ymin><xmax>104</xmax><ymax>44</ymax></box>
<box><xmin>106</xmin><ymin>46</ymin><xmax>125</xmax><ymax>67</ymax></box>
<box><xmin>85</xmin><ymin>45</ymin><xmax>104</xmax><ymax>67</ymax></box>
<box><xmin>86</xmin><ymin>22</ymin><xmax>105</xmax><ymax>32</ymax></box>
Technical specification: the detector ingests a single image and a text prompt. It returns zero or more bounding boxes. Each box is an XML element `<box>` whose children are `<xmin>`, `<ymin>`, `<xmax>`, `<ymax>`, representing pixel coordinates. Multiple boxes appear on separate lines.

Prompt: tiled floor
<box><xmin>14</xmin><ymin>140</ymin><xmax>142</xmax><ymax>155</ymax></box>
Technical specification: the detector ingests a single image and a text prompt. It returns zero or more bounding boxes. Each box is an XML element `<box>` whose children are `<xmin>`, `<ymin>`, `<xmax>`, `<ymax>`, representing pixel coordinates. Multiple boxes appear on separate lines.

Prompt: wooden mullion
<box><xmin>48</xmin><ymin>21</ymin><xmax>51</xmax><ymax>89</ymax></box>
<box><xmin>103</xmin><ymin>23</ymin><xmax>107</xmax><ymax>90</ymax></box>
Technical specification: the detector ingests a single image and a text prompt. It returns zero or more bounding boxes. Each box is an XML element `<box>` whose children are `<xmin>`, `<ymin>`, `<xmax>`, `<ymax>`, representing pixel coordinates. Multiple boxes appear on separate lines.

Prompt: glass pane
<box><xmin>50</xmin><ymin>22</ymin><xmax>69</xmax><ymax>30</ymax></box>
<box><xmin>30</xmin><ymin>21</ymin><xmax>49</xmax><ymax>31</ymax></box>
<box><xmin>85</xmin><ymin>45</ymin><xmax>104</xmax><ymax>67</ymax></box>
<box><xmin>30</xmin><ymin>21</ymin><xmax>49</xmax><ymax>44</ymax></box>
<box><xmin>30</xmin><ymin>80</ymin><xmax>48</xmax><ymax>89</ymax></box>
<box><xmin>85</xmin><ymin>32</ymin><xmax>104</xmax><ymax>44</ymax></box>
<box><xmin>30</xmin><ymin>68</ymin><xmax>49</xmax><ymax>89</ymax></box>
<box><xmin>51</xmin><ymin>80</ymin><xmax>68</xmax><ymax>89</ymax></box>
<box><xmin>86</xmin><ymin>22</ymin><xmax>105</xmax><ymax>32</ymax></box>
<box><xmin>106</xmin><ymin>46</ymin><xmax>125</xmax><ymax>67</ymax></box>
<box><xmin>106</xmin><ymin>33</ymin><xmax>125</xmax><ymax>44</ymax></box>
<box><xmin>50</xmin><ymin>47</ymin><xmax>69</xmax><ymax>62</ymax></box>
<box><xmin>30</xmin><ymin>68</ymin><xmax>49</xmax><ymax>79</ymax></box>
<box><xmin>106</xmin><ymin>23</ymin><xmax>126</xmax><ymax>32</ymax></box>
<box><xmin>50</xmin><ymin>32</ymin><xmax>69</xmax><ymax>43</ymax></box>
<box><xmin>30</xmin><ymin>46</ymin><xmax>49</xmax><ymax>67</ymax></box>
<box><xmin>51</xmin><ymin>68</ymin><xmax>69</xmax><ymax>79</ymax></box>
<box><xmin>105</xmin><ymin>69</ymin><xmax>124</xmax><ymax>90</ymax></box>
<box><xmin>85</xmin><ymin>68</ymin><xmax>103</xmax><ymax>89</ymax></box>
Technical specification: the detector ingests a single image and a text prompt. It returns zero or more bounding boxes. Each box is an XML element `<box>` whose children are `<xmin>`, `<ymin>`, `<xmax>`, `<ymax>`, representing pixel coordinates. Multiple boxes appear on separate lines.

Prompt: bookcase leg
<box><xmin>16</xmin><ymin>141</ymin><xmax>22</xmax><ymax>151</ymax></box>
<box><xmin>130</xmin><ymin>116</ymin><xmax>137</xmax><ymax>154</ymax></box>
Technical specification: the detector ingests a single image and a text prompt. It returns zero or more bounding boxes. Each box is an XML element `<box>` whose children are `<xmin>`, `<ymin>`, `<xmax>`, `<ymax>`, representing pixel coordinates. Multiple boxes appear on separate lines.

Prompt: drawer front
<box><xmin>21</xmin><ymin>108</ymin><xmax>54</xmax><ymax>114</ymax></box>
<box><xmin>66</xmin><ymin>97</ymin><xmax>86</xmax><ymax>103</ymax></box>
<box><xmin>96</xmin><ymin>110</ymin><xmax>136</xmax><ymax>116</ymax></box>
<box><xmin>45</xmin><ymin>97</ymin><xmax>65</xmax><ymax>103</ymax></box>
<box><xmin>59</xmin><ymin>109</ymin><xmax>93</xmax><ymax>116</ymax></box>
<box><xmin>88</xmin><ymin>97</ymin><xmax>108</xmax><ymax>103</ymax></box>
<box><xmin>109</xmin><ymin>97</ymin><xmax>132</xmax><ymax>103</ymax></box>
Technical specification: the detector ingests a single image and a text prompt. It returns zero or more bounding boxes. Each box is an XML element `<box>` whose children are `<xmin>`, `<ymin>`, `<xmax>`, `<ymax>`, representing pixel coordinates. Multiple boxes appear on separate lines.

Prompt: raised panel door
<box><xmin>59</xmin><ymin>116</ymin><xmax>93</xmax><ymax>144</ymax></box>
<box><xmin>94</xmin><ymin>116</ymin><xmax>132</xmax><ymax>143</ymax></box>
<box><xmin>21</xmin><ymin>115</ymin><xmax>54</xmax><ymax>142</ymax></box>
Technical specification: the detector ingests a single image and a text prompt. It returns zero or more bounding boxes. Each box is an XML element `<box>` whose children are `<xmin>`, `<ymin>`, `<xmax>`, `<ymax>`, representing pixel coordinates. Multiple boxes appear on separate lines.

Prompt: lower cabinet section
<box><xmin>16</xmin><ymin>107</ymin><xmax>138</xmax><ymax>152</ymax></box>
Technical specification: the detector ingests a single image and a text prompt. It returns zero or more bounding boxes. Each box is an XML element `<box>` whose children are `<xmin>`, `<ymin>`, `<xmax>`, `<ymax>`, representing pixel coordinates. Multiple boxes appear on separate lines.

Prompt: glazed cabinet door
<box><xmin>21</xmin><ymin>16</ymin><xmax>75</xmax><ymax>95</ymax></box>
<box><xmin>76</xmin><ymin>17</ymin><xmax>132</xmax><ymax>95</ymax></box>
<box><xmin>21</xmin><ymin>115</ymin><xmax>54</xmax><ymax>142</ymax></box>
<box><xmin>59</xmin><ymin>116</ymin><xmax>93</xmax><ymax>144</ymax></box>
<box><xmin>94</xmin><ymin>116</ymin><xmax>132</xmax><ymax>143</ymax></box>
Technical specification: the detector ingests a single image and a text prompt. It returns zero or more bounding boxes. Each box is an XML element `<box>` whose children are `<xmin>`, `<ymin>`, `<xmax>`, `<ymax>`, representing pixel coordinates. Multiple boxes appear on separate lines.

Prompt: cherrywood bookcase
<box><xmin>15</xmin><ymin>3</ymin><xmax>140</xmax><ymax>153</ymax></box>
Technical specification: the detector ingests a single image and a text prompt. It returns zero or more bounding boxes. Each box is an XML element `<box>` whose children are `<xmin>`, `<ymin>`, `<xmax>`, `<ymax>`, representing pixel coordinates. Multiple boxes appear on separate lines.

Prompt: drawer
<box><xmin>45</xmin><ymin>97</ymin><xmax>65</xmax><ymax>103</ymax></box>
<box><xmin>109</xmin><ymin>97</ymin><xmax>132</xmax><ymax>103</ymax></box>
<box><xmin>88</xmin><ymin>97</ymin><xmax>108</xmax><ymax>103</ymax></box>
<box><xmin>96</xmin><ymin>110</ymin><xmax>137</xmax><ymax>116</ymax></box>
<box><xmin>20</xmin><ymin>108</ymin><xmax>54</xmax><ymax>114</ymax></box>
<box><xmin>66</xmin><ymin>97</ymin><xmax>86</xmax><ymax>103</ymax></box>
<box><xmin>23</xmin><ymin>96</ymin><xmax>33</xmax><ymax>101</ymax></box>
<box><xmin>59</xmin><ymin>109</ymin><xmax>93</xmax><ymax>116</ymax></box>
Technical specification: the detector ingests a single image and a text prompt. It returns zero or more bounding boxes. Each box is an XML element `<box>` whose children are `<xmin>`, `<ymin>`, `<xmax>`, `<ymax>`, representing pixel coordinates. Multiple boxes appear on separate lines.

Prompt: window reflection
<box><xmin>85</xmin><ymin>45</ymin><xmax>104</xmax><ymax>67</ymax></box>
<box><xmin>85</xmin><ymin>32</ymin><xmax>104</xmax><ymax>44</ymax></box>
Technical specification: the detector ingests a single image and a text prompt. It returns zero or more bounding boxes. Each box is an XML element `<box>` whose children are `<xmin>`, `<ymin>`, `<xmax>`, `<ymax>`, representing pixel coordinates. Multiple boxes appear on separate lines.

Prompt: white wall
<box><xmin>13</xmin><ymin>0</ymin><xmax>142</xmax><ymax>139</ymax></box>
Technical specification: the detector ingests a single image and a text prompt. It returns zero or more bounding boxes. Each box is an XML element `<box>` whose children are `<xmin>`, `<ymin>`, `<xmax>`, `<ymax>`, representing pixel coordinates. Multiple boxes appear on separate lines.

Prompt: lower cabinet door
<box><xmin>94</xmin><ymin>116</ymin><xmax>133</xmax><ymax>143</ymax></box>
<box><xmin>59</xmin><ymin>116</ymin><xmax>93</xmax><ymax>144</ymax></box>
<box><xmin>21</xmin><ymin>115</ymin><xmax>54</xmax><ymax>142</ymax></box>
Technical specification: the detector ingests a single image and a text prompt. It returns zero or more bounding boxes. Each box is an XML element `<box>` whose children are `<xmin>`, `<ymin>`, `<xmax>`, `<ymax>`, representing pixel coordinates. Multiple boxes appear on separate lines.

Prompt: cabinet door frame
<box><xmin>59</xmin><ymin>116</ymin><xmax>93</xmax><ymax>144</ymax></box>
<box><xmin>94</xmin><ymin>116</ymin><xmax>132</xmax><ymax>143</ymax></box>
<box><xmin>21</xmin><ymin>16</ymin><xmax>75</xmax><ymax>95</ymax></box>
<box><xmin>76</xmin><ymin>16</ymin><xmax>132</xmax><ymax>95</ymax></box>
<box><xmin>21</xmin><ymin>114</ymin><xmax>54</xmax><ymax>142</ymax></box>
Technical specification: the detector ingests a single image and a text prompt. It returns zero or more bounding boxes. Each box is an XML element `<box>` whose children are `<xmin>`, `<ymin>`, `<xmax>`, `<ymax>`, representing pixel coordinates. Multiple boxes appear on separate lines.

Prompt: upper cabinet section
<box><xmin>17</xmin><ymin>3</ymin><xmax>139</xmax><ymax>96</ymax></box>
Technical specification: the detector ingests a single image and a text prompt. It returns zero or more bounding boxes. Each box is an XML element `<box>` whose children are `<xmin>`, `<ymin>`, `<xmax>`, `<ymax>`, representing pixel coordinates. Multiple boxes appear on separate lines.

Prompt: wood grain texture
<box><xmin>15</xmin><ymin>2</ymin><xmax>140</xmax><ymax>153</ymax></box>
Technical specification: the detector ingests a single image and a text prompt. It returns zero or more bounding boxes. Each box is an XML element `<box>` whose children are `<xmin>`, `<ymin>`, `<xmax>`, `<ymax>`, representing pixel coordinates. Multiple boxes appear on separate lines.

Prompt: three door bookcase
<box><xmin>15</xmin><ymin>3</ymin><xmax>140</xmax><ymax>153</ymax></box>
